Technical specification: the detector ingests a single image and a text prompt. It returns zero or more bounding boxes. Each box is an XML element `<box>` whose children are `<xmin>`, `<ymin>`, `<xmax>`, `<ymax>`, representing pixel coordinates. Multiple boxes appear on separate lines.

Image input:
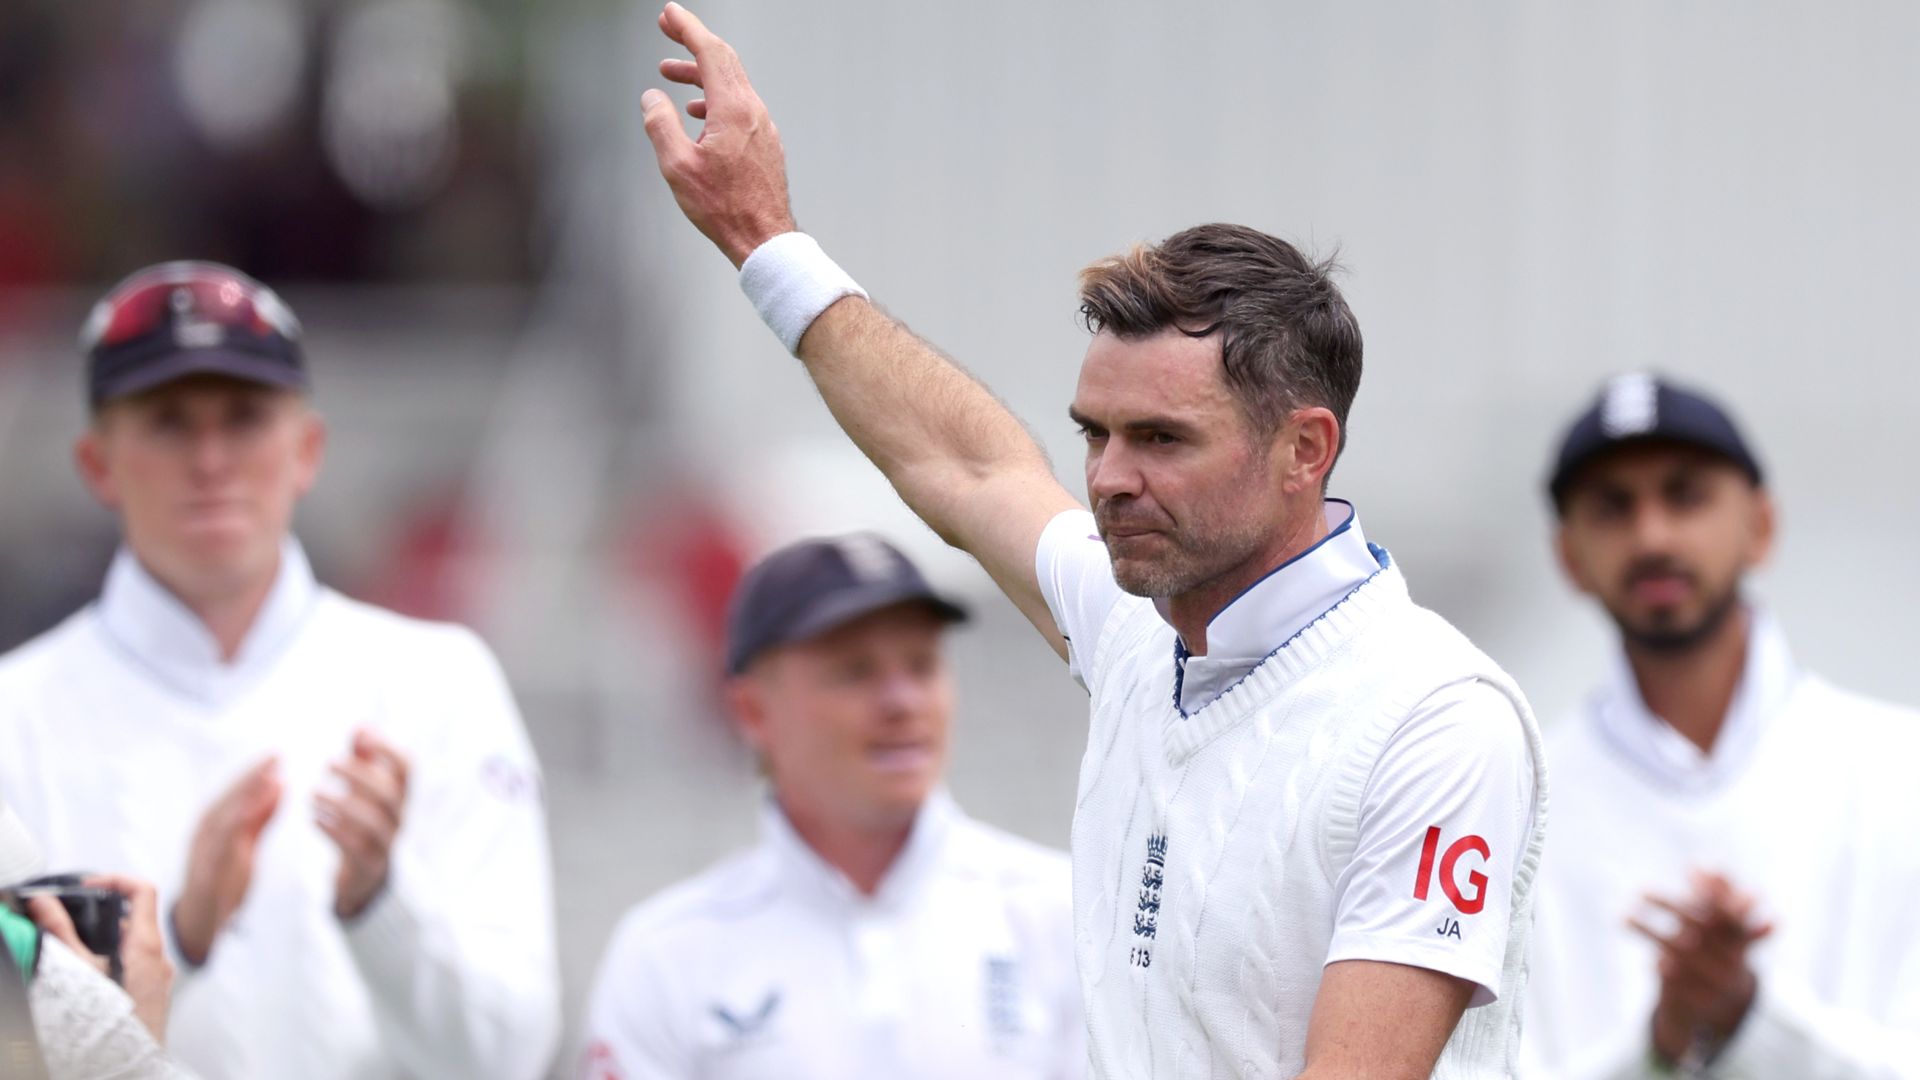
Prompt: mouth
<box><xmin>1627</xmin><ymin>573</ymin><xmax>1694</xmax><ymax>607</ymax></box>
<box><xmin>866</xmin><ymin>742</ymin><xmax>936</xmax><ymax>774</ymax></box>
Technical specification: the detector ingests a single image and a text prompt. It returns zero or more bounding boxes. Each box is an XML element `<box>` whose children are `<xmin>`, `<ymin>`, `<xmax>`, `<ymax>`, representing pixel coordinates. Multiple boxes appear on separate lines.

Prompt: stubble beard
<box><xmin>1106</xmin><ymin>511</ymin><xmax>1273</xmax><ymax>600</ymax></box>
<box><xmin>1612</xmin><ymin>576</ymin><xmax>1745</xmax><ymax>656</ymax></box>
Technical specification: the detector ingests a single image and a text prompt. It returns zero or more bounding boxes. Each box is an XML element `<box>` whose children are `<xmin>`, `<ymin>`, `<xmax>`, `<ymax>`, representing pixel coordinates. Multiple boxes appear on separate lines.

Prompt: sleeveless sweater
<box><xmin>1070</xmin><ymin>560</ymin><xmax>1549</xmax><ymax>1079</ymax></box>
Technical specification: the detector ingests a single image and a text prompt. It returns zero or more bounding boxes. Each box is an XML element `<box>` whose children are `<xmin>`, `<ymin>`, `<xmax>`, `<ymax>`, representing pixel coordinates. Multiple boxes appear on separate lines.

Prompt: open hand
<box><xmin>172</xmin><ymin>756</ymin><xmax>282</xmax><ymax>966</ymax></box>
<box><xmin>316</xmin><ymin>729</ymin><xmax>410</xmax><ymax>920</ymax></box>
<box><xmin>640</xmin><ymin>2</ymin><xmax>797</xmax><ymax>266</ymax></box>
<box><xmin>1628</xmin><ymin>870</ymin><xmax>1773</xmax><ymax>1065</ymax></box>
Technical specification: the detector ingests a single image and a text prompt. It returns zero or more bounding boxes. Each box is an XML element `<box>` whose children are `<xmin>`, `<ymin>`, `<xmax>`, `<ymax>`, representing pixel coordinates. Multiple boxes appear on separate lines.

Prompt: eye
<box><xmin>1579</xmin><ymin>491</ymin><xmax>1630</xmax><ymax>523</ymax></box>
<box><xmin>1149</xmin><ymin>431</ymin><xmax>1180</xmax><ymax>447</ymax></box>
<box><xmin>227</xmin><ymin>396</ymin><xmax>272</xmax><ymax>431</ymax></box>
<box><xmin>1667</xmin><ymin>478</ymin><xmax>1708</xmax><ymax>510</ymax></box>
<box><xmin>1076</xmin><ymin>423</ymin><xmax>1107</xmax><ymax>442</ymax></box>
<box><xmin>147</xmin><ymin>405</ymin><xmax>189</xmax><ymax>435</ymax></box>
<box><xmin>833</xmin><ymin>656</ymin><xmax>877</xmax><ymax>684</ymax></box>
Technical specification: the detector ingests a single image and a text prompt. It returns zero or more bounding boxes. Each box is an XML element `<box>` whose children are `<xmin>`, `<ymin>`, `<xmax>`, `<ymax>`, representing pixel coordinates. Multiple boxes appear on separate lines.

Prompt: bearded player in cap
<box><xmin>633</xmin><ymin>6</ymin><xmax>1549</xmax><ymax>1078</ymax></box>
<box><xmin>579</xmin><ymin>534</ymin><xmax>1083</xmax><ymax>1079</ymax></box>
<box><xmin>1520</xmin><ymin>374</ymin><xmax>1920</xmax><ymax>1078</ymax></box>
<box><xmin>0</xmin><ymin>261</ymin><xmax>561</xmax><ymax>1078</ymax></box>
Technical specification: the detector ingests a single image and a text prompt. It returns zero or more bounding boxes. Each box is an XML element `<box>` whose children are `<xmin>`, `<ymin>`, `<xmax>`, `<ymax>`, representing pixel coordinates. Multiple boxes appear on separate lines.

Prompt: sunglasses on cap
<box><xmin>80</xmin><ymin>261</ymin><xmax>307</xmax><ymax>408</ymax></box>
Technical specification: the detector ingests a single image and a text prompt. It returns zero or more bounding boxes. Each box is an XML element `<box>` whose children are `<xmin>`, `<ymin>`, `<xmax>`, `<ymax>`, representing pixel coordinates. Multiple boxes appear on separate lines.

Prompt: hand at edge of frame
<box><xmin>640</xmin><ymin>3</ymin><xmax>798</xmax><ymax>267</ymax></box>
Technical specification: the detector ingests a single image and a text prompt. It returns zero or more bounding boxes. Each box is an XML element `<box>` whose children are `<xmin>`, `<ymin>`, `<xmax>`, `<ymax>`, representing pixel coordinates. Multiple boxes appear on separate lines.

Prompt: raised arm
<box><xmin>637</xmin><ymin>3</ymin><xmax>1080</xmax><ymax>653</ymax></box>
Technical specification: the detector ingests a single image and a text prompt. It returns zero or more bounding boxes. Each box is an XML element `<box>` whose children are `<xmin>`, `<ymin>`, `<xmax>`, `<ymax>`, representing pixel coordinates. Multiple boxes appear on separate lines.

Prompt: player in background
<box><xmin>0</xmin><ymin>261</ymin><xmax>560</xmax><ymax>1079</ymax></box>
<box><xmin>1520</xmin><ymin>374</ymin><xmax>1920</xmax><ymax>1078</ymax></box>
<box><xmin>634</xmin><ymin>6</ymin><xmax>1548</xmax><ymax>1077</ymax></box>
<box><xmin>579</xmin><ymin>534</ymin><xmax>1082</xmax><ymax>1080</ymax></box>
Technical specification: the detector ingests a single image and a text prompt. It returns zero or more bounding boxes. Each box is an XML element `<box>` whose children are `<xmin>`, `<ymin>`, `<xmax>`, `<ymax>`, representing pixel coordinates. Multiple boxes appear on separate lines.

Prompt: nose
<box><xmin>187</xmin><ymin>425</ymin><xmax>233</xmax><ymax>478</ymax></box>
<box><xmin>1628</xmin><ymin>501</ymin><xmax>1676</xmax><ymax>556</ymax></box>
<box><xmin>1086</xmin><ymin>439</ymin><xmax>1142</xmax><ymax>506</ymax></box>
<box><xmin>875</xmin><ymin>669</ymin><xmax>930</xmax><ymax>720</ymax></box>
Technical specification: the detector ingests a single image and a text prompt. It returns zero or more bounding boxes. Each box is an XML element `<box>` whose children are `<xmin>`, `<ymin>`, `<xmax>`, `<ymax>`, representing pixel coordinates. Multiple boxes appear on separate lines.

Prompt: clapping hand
<box><xmin>1628</xmin><ymin>869</ymin><xmax>1774</xmax><ymax>1066</ymax></box>
<box><xmin>172</xmin><ymin>756</ymin><xmax>282</xmax><ymax>966</ymax></box>
<box><xmin>316</xmin><ymin>729</ymin><xmax>410</xmax><ymax>921</ymax></box>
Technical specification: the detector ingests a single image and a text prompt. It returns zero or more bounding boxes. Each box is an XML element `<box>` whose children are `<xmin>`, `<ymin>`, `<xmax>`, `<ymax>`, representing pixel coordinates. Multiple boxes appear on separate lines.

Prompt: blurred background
<box><xmin>4</xmin><ymin>1</ymin><xmax>1919</xmax><ymax>1072</ymax></box>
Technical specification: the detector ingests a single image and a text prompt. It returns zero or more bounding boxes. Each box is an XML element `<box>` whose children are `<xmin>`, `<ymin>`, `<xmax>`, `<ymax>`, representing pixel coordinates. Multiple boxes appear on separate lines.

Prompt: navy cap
<box><xmin>1549</xmin><ymin>373</ymin><xmax>1764</xmax><ymax>510</ymax></box>
<box><xmin>80</xmin><ymin>261</ymin><xmax>307</xmax><ymax>408</ymax></box>
<box><xmin>726</xmin><ymin>534</ymin><xmax>968</xmax><ymax>675</ymax></box>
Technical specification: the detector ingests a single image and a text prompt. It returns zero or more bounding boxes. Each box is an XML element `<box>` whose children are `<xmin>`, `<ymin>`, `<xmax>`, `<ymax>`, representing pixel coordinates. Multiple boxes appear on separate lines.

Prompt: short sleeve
<box><xmin>1325</xmin><ymin>679</ymin><xmax>1538</xmax><ymax>1006</ymax></box>
<box><xmin>1033</xmin><ymin>509</ymin><xmax>1127</xmax><ymax>689</ymax></box>
<box><xmin>577</xmin><ymin>915</ymin><xmax>690</xmax><ymax>1080</ymax></box>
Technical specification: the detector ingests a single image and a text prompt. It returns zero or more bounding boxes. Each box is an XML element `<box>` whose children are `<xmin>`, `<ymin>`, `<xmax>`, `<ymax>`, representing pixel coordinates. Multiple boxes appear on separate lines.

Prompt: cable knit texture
<box><xmin>1071</xmin><ymin>563</ymin><xmax>1548</xmax><ymax>1079</ymax></box>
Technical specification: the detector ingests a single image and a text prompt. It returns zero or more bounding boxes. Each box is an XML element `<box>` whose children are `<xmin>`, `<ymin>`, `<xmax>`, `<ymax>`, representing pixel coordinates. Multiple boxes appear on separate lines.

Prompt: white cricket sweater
<box><xmin>1520</xmin><ymin>613</ymin><xmax>1920</xmax><ymax>1079</ymax></box>
<box><xmin>0</xmin><ymin>543</ymin><xmax>560</xmax><ymax>1079</ymax></box>
<box><xmin>1041</xmin><ymin>511</ymin><xmax>1549</xmax><ymax>1079</ymax></box>
<box><xmin>579</xmin><ymin>791</ymin><xmax>1083</xmax><ymax>1079</ymax></box>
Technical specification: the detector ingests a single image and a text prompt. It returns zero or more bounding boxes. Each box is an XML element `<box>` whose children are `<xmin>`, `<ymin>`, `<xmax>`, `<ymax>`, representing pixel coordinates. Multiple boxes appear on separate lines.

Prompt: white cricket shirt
<box><xmin>0</xmin><ymin>541</ymin><xmax>561</xmax><ymax>1080</ymax></box>
<box><xmin>578</xmin><ymin>791</ymin><xmax>1084</xmax><ymax>1080</ymax></box>
<box><xmin>1520</xmin><ymin>611</ymin><xmax>1920</xmax><ymax>1079</ymax></box>
<box><xmin>1036</xmin><ymin>501</ymin><xmax>1548</xmax><ymax>1078</ymax></box>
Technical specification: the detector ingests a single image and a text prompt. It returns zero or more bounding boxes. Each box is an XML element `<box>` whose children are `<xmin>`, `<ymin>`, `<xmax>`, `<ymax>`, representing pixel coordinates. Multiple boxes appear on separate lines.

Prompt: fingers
<box><xmin>25</xmin><ymin>894</ymin><xmax>109</xmax><ymax>976</ymax></box>
<box><xmin>26</xmin><ymin>893</ymin><xmax>83</xmax><ymax>949</ymax></box>
<box><xmin>351</xmin><ymin>729</ymin><xmax>410</xmax><ymax>791</ymax></box>
<box><xmin>83</xmin><ymin>874</ymin><xmax>158</xmax><ymax>929</ymax></box>
<box><xmin>217</xmin><ymin>756</ymin><xmax>283</xmax><ymax>838</ymax></box>
<box><xmin>1688</xmin><ymin>868</ymin><xmax>1767</xmax><ymax>931</ymax></box>
<box><xmin>660</xmin><ymin>58</ymin><xmax>702</xmax><ymax>87</ymax></box>
<box><xmin>327</xmin><ymin>760</ymin><xmax>403</xmax><ymax>832</ymax></box>
<box><xmin>657</xmin><ymin>3</ymin><xmax>753</xmax><ymax>119</ymax></box>
<box><xmin>1626</xmin><ymin>913</ymin><xmax>1683</xmax><ymax>951</ymax></box>
<box><xmin>688</xmin><ymin>99</ymin><xmax>708</xmax><ymax>121</ymax></box>
<box><xmin>1642</xmin><ymin>890</ymin><xmax>1767</xmax><ymax>949</ymax></box>
<box><xmin>351</xmin><ymin>728</ymin><xmax>404</xmax><ymax>770</ymax></box>
<box><xmin>659</xmin><ymin>3</ymin><xmax>728</xmax><ymax>67</ymax></box>
<box><xmin>642</xmin><ymin>87</ymin><xmax>696</xmax><ymax>168</ymax></box>
<box><xmin>314</xmin><ymin>791</ymin><xmax>397</xmax><ymax>861</ymax></box>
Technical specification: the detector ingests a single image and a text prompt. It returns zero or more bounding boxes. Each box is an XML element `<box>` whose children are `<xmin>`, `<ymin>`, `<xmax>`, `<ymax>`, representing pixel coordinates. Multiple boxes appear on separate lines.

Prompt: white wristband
<box><xmin>738</xmin><ymin>232</ymin><xmax>868</xmax><ymax>354</ymax></box>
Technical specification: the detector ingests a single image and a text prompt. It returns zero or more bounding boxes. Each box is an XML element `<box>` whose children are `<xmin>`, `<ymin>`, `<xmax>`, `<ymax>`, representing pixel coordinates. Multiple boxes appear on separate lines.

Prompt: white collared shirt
<box><xmin>1522</xmin><ymin>611</ymin><xmax>1920</xmax><ymax>1078</ymax></box>
<box><xmin>1037</xmin><ymin>500</ymin><xmax>1382</xmax><ymax>714</ymax></box>
<box><xmin>0</xmin><ymin>538</ymin><xmax>560</xmax><ymax>1079</ymax></box>
<box><xmin>1033</xmin><ymin>501</ymin><xmax>1544</xmax><ymax>1075</ymax></box>
<box><xmin>578</xmin><ymin>791</ymin><xmax>1084</xmax><ymax>1080</ymax></box>
<box><xmin>1587</xmin><ymin>607</ymin><xmax>1796</xmax><ymax>793</ymax></box>
<box><xmin>1161</xmin><ymin>500</ymin><xmax>1382</xmax><ymax>715</ymax></box>
<box><xmin>96</xmin><ymin>538</ymin><xmax>319</xmax><ymax>706</ymax></box>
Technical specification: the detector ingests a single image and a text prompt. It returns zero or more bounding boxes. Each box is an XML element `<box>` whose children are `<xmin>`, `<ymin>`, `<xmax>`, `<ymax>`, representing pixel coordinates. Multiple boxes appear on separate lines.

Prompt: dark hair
<box><xmin>1077</xmin><ymin>223</ymin><xmax>1363</xmax><ymax>464</ymax></box>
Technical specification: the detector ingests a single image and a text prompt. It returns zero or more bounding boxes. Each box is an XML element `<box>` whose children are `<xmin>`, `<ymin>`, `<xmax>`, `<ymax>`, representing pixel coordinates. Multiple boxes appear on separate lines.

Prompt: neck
<box><xmin>1168</xmin><ymin>498</ymin><xmax>1328</xmax><ymax>655</ymax></box>
<box><xmin>1624</xmin><ymin>605</ymin><xmax>1752</xmax><ymax>755</ymax></box>
<box><xmin>135</xmin><ymin>547</ymin><xmax>283</xmax><ymax>663</ymax></box>
<box><xmin>778</xmin><ymin>794</ymin><xmax>916</xmax><ymax>897</ymax></box>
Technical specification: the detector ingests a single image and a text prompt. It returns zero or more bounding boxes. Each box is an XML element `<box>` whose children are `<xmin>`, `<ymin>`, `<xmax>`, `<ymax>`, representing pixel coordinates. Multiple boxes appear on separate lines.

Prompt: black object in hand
<box><xmin>10</xmin><ymin>874</ymin><xmax>127</xmax><ymax>984</ymax></box>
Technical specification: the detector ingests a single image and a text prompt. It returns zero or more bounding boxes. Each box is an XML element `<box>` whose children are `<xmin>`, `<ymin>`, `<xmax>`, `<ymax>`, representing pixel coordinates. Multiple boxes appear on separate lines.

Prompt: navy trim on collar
<box><xmin>1171</xmin><ymin>541</ymin><xmax>1392</xmax><ymax>721</ymax></box>
<box><xmin>1200</xmin><ymin>499</ymin><xmax>1358</xmax><ymax>633</ymax></box>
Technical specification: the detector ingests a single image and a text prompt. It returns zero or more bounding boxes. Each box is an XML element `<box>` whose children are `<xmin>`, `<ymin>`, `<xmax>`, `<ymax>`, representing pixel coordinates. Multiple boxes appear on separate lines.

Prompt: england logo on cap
<box><xmin>1599</xmin><ymin>372</ymin><xmax>1658</xmax><ymax>437</ymax></box>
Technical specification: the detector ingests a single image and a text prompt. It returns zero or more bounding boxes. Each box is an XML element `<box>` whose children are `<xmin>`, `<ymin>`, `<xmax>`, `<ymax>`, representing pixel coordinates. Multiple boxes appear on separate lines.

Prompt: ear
<box><xmin>73</xmin><ymin>427</ymin><xmax>120</xmax><ymax>511</ymax></box>
<box><xmin>292</xmin><ymin>409</ymin><xmax>327</xmax><ymax>498</ymax></box>
<box><xmin>1746</xmin><ymin>487</ymin><xmax>1776</xmax><ymax>570</ymax></box>
<box><xmin>725</xmin><ymin>673</ymin><xmax>771</xmax><ymax>755</ymax></box>
<box><xmin>1276</xmin><ymin>406</ymin><xmax>1340</xmax><ymax>496</ymax></box>
<box><xmin>1553</xmin><ymin>523</ymin><xmax>1595</xmax><ymax>597</ymax></box>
